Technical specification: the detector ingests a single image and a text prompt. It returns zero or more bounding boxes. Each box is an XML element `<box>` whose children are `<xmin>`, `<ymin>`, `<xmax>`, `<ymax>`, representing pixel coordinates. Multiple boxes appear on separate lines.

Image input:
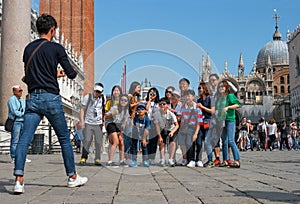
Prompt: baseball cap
<box><xmin>94</xmin><ymin>83</ymin><xmax>104</xmax><ymax>92</ymax></box>
<box><xmin>137</xmin><ymin>103</ymin><xmax>146</xmax><ymax>109</ymax></box>
<box><xmin>171</xmin><ymin>90</ymin><xmax>180</xmax><ymax>97</ymax></box>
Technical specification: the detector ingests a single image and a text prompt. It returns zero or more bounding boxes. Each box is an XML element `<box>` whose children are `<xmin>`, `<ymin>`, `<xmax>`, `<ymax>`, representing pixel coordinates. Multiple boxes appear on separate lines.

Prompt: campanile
<box><xmin>40</xmin><ymin>0</ymin><xmax>94</xmax><ymax>93</ymax></box>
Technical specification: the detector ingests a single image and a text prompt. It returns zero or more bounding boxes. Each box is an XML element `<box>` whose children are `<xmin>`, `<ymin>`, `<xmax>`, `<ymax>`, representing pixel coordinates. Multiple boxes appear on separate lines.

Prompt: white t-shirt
<box><xmin>267</xmin><ymin>123</ymin><xmax>277</xmax><ymax>135</ymax></box>
<box><xmin>153</xmin><ymin>109</ymin><xmax>177</xmax><ymax>131</ymax></box>
<box><xmin>81</xmin><ymin>93</ymin><xmax>106</xmax><ymax>125</ymax></box>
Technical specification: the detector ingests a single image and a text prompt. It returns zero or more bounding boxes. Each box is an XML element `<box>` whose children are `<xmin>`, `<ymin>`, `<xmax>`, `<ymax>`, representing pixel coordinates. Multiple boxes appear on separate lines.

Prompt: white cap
<box><xmin>94</xmin><ymin>83</ymin><xmax>104</xmax><ymax>92</ymax></box>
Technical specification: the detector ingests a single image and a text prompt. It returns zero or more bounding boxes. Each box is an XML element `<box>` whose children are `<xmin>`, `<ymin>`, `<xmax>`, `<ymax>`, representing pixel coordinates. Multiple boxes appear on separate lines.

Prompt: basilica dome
<box><xmin>256</xmin><ymin>28</ymin><xmax>289</xmax><ymax>69</ymax></box>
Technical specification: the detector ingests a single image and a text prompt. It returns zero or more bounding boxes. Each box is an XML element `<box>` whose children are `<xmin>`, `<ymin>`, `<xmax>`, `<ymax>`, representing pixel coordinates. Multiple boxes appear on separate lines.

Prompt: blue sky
<box><xmin>32</xmin><ymin>0</ymin><xmax>300</xmax><ymax>95</ymax></box>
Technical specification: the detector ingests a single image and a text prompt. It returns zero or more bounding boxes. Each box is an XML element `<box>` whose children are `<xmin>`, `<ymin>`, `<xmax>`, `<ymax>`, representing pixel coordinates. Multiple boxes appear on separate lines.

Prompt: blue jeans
<box><xmin>14</xmin><ymin>93</ymin><xmax>76</xmax><ymax>177</ymax></box>
<box><xmin>292</xmin><ymin>136</ymin><xmax>299</xmax><ymax>149</ymax></box>
<box><xmin>131</xmin><ymin>138</ymin><xmax>148</xmax><ymax>162</ymax></box>
<box><xmin>203</xmin><ymin>128</ymin><xmax>213</xmax><ymax>162</ymax></box>
<box><xmin>10</xmin><ymin>121</ymin><xmax>23</xmax><ymax>159</ymax></box>
<box><xmin>221</xmin><ymin>121</ymin><xmax>240</xmax><ymax>161</ymax></box>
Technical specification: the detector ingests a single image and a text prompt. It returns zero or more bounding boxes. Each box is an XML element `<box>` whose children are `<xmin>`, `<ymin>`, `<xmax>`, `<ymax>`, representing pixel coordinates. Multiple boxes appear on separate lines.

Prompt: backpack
<box><xmin>258</xmin><ymin>124</ymin><xmax>263</xmax><ymax>133</ymax></box>
<box><xmin>84</xmin><ymin>93</ymin><xmax>105</xmax><ymax>124</ymax></box>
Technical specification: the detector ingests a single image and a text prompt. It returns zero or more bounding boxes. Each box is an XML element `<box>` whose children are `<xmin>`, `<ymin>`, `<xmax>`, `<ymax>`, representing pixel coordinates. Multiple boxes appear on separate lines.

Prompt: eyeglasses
<box><xmin>159</xmin><ymin>102</ymin><xmax>167</xmax><ymax>105</ymax></box>
<box><xmin>137</xmin><ymin>107</ymin><xmax>145</xmax><ymax>111</ymax></box>
<box><xmin>120</xmin><ymin>98</ymin><xmax>128</xmax><ymax>102</ymax></box>
<box><xmin>149</xmin><ymin>92</ymin><xmax>156</xmax><ymax>96</ymax></box>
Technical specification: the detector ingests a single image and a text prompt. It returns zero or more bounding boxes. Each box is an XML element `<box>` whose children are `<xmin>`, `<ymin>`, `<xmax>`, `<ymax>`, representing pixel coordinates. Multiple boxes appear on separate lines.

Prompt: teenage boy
<box><xmin>154</xmin><ymin>97</ymin><xmax>179</xmax><ymax>167</ymax></box>
<box><xmin>178</xmin><ymin>89</ymin><xmax>203</xmax><ymax>167</ymax></box>
<box><xmin>129</xmin><ymin>103</ymin><xmax>151</xmax><ymax>167</ymax></box>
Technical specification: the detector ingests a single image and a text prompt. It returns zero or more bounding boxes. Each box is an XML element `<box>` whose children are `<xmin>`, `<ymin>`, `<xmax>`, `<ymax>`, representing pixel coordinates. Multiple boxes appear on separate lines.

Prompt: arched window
<box><xmin>280</xmin><ymin>76</ymin><xmax>285</xmax><ymax>84</ymax></box>
<box><xmin>274</xmin><ymin>86</ymin><xmax>278</xmax><ymax>94</ymax></box>
<box><xmin>296</xmin><ymin>55</ymin><xmax>300</xmax><ymax>76</ymax></box>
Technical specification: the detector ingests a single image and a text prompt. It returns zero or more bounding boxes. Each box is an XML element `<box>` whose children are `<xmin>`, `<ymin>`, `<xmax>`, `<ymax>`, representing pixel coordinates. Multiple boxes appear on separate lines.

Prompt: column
<box><xmin>0</xmin><ymin>0</ymin><xmax>31</xmax><ymax>124</ymax></box>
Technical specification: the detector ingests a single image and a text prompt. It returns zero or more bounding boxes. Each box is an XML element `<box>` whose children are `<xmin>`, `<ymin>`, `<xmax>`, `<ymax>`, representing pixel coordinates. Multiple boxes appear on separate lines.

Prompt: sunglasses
<box><xmin>198</xmin><ymin>87</ymin><xmax>202</xmax><ymax>90</ymax></box>
<box><xmin>149</xmin><ymin>92</ymin><xmax>156</xmax><ymax>96</ymax></box>
<box><xmin>18</xmin><ymin>90</ymin><xmax>23</xmax><ymax>93</ymax></box>
<box><xmin>137</xmin><ymin>107</ymin><xmax>145</xmax><ymax>111</ymax></box>
<box><xmin>120</xmin><ymin>98</ymin><xmax>128</xmax><ymax>102</ymax></box>
<box><xmin>166</xmin><ymin>90</ymin><xmax>172</xmax><ymax>94</ymax></box>
<box><xmin>159</xmin><ymin>102</ymin><xmax>167</xmax><ymax>105</ymax></box>
<box><xmin>218</xmin><ymin>85</ymin><xmax>224</xmax><ymax>88</ymax></box>
<box><xmin>95</xmin><ymin>90</ymin><xmax>103</xmax><ymax>94</ymax></box>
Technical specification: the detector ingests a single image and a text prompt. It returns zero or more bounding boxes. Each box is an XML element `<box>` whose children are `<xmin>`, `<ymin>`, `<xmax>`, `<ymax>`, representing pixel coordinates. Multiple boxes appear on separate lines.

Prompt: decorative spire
<box><xmin>238</xmin><ymin>52</ymin><xmax>244</xmax><ymax>79</ymax></box>
<box><xmin>238</xmin><ymin>52</ymin><xmax>244</xmax><ymax>67</ymax></box>
<box><xmin>272</xmin><ymin>9</ymin><xmax>282</xmax><ymax>40</ymax></box>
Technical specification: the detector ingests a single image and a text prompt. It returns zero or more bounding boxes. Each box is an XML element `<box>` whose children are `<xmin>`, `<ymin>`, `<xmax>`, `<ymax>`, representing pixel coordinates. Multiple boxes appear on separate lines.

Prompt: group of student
<box><xmin>78</xmin><ymin>74</ymin><xmax>242</xmax><ymax>168</ymax></box>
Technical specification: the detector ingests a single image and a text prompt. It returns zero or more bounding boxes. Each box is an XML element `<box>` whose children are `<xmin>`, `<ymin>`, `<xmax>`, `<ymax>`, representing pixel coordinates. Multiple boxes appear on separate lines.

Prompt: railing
<box><xmin>0</xmin><ymin>124</ymin><xmax>76</xmax><ymax>154</ymax></box>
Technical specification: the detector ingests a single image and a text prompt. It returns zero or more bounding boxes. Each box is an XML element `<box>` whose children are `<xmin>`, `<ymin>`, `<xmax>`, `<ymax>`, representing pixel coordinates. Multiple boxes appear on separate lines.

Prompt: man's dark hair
<box><xmin>179</xmin><ymin>78</ymin><xmax>190</xmax><ymax>85</ymax></box>
<box><xmin>159</xmin><ymin>97</ymin><xmax>170</xmax><ymax>104</ymax></box>
<box><xmin>209</xmin><ymin>73</ymin><xmax>219</xmax><ymax>80</ymax></box>
<box><xmin>36</xmin><ymin>14</ymin><xmax>57</xmax><ymax>35</ymax></box>
<box><xmin>184</xmin><ymin>89</ymin><xmax>195</xmax><ymax>96</ymax></box>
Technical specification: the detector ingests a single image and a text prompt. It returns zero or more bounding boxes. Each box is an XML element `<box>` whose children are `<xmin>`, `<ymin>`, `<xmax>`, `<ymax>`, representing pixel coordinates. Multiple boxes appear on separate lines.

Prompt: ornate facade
<box><xmin>288</xmin><ymin>24</ymin><xmax>300</xmax><ymax>121</ymax></box>
<box><xmin>201</xmin><ymin>11</ymin><xmax>291</xmax><ymax>123</ymax></box>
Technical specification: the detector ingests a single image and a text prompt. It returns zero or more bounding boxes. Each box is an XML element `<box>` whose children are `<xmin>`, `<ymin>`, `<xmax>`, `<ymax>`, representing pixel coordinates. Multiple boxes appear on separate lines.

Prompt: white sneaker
<box><xmin>168</xmin><ymin>159</ymin><xmax>175</xmax><ymax>166</ymax></box>
<box><xmin>67</xmin><ymin>174</ymin><xmax>88</xmax><ymax>188</ymax></box>
<box><xmin>26</xmin><ymin>158</ymin><xmax>31</xmax><ymax>163</ymax></box>
<box><xmin>196</xmin><ymin>161</ymin><xmax>203</xmax><ymax>167</ymax></box>
<box><xmin>13</xmin><ymin>181</ymin><xmax>24</xmax><ymax>194</ymax></box>
<box><xmin>10</xmin><ymin>158</ymin><xmax>15</xmax><ymax>163</ymax></box>
<box><xmin>187</xmin><ymin>161</ymin><xmax>196</xmax><ymax>167</ymax></box>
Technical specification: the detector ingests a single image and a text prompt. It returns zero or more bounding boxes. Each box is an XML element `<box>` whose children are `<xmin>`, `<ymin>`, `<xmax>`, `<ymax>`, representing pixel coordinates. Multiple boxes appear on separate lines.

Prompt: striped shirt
<box><xmin>180</xmin><ymin>102</ymin><xmax>203</xmax><ymax>127</ymax></box>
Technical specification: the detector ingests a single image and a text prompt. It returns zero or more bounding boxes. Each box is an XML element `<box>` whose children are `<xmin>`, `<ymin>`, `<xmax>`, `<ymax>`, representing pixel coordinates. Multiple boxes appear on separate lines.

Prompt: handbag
<box><xmin>4</xmin><ymin>117</ymin><xmax>15</xmax><ymax>132</ymax></box>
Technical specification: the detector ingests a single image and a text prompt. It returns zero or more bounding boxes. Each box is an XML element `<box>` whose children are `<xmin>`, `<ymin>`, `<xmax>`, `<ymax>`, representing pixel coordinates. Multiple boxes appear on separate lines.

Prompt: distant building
<box><xmin>201</xmin><ymin>10</ymin><xmax>291</xmax><ymax>123</ymax></box>
<box><xmin>288</xmin><ymin>24</ymin><xmax>300</xmax><ymax>122</ymax></box>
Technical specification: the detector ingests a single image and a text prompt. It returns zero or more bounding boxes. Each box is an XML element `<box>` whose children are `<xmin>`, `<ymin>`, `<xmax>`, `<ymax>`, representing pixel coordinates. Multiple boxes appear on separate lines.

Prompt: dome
<box><xmin>256</xmin><ymin>39</ymin><xmax>289</xmax><ymax>69</ymax></box>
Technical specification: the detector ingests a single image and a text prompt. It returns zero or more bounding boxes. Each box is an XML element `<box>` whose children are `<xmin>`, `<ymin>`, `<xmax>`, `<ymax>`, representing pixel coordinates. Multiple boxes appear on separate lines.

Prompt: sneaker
<box><xmin>106</xmin><ymin>161</ymin><xmax>119</xmax><ymax>167</ymax></box>
<box><xmin>213</xmin><ymin>159</ymin><xmax>220</xmax><ymax>166</ymax></box>
<box><xmin>168</xmin><ymin>159</ymin><xmax>175</xmax><ymax>167</ymax></box>
<box><xmin>204</xmin><ymin>161</ymin><xmax>214</xmax><ymax>168</ymax></box>
<box><xmin>143</xmin><ymin>160</ymin><xmax>150</xmax><ymax>167</ymax></box>
<box><xmin>79</xmin><ymin>158</ymin><xmax>86</xmax><ymax>165</ymax></box>
<box><xmin>159</xmin><ymin>160</ymin><xmax>166</xmax><ymax>167</ymax></box>
<box><xmin>119</xmin><ymin>161</ymin><xmax>128</xmax><ymax>167</ymax></box>
<box><xmin>129</xmin><ymin>161</ymin><xmax>138</xmax><ymax>167</ymax></box>
<box><xmin>148</xmin><ymin>159</ymin><xmax>156</xmax><ymax>165</ymax></box>
<box><xmin>25</xmin><ymin>158</ymin><xmax>31</xmax><ymax>163</ymax></box>
<box><xmin>13</xmin><ymin>181</ymin><xmax>24</xmax><ymax>194</ymax></box>
<box><xmin>187</xmin><ymin>160</ymin><xmax>196</xmax><ymax>167</ymax></box>
<box><xmin>10</xmin><ymin>158</ymin><xmax>15</xmax><ymax>164</ymax></box>
<box><xmin>67</xmin><ymin>174</ymin><xmax>88</xmax><ymax>188</ymax></box>
<box><xmin>196</xmin><ymin>161</ymin><xmax>203</xmax><ymax>167</ymax></box>
<box><xmin>181</xmin><ymin>159</ymin><xmax>187</xmax><ymax>166</ymax></box>
<box><xmin>94</xmin><ymin>159</ymin><xmax>102</xmax><ymax>166</ymax></box>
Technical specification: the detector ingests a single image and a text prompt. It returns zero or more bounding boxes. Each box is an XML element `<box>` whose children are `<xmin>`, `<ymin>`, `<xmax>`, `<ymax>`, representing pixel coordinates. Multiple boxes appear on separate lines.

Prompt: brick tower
<box><xmin>40</xmin><ymin>0</ymin><xmax>94</xmax><ymax>93</ymax></box>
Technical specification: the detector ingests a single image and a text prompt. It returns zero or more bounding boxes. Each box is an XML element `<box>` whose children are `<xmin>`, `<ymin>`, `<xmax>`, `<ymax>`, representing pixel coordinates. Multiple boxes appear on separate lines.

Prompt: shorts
<box><xmin>106</xmin><ymin>122</ymin><xmax>121</xmax><ymax>135</ymax></box>
<box><xmin>161</xmin><ymin>129</ymin><xmax>176</xmax><ymax>144</ymax></box>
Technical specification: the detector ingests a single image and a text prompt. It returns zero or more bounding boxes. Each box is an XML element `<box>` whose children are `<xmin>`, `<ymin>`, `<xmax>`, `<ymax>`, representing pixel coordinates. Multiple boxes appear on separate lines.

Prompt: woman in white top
<box><xmin>267</xmin><ymin>118</ymin><xmax>277</xmax><ymax>151</ymax></box>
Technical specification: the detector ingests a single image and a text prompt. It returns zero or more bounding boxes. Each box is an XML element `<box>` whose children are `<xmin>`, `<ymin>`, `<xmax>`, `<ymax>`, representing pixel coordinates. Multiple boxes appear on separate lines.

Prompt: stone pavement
<box><xmin>0</xmin><ymin>150</ymin><xmax>299</xmax><ymax>204</ymax></box>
